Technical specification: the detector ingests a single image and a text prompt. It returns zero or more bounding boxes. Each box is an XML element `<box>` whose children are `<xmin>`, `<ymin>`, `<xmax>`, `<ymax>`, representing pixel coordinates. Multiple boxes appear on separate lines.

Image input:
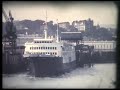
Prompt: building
<box><xmin>58</xmin><ymin>22</ymin><xmax>70</xmax><ymax>30</ymax></box>
<box><xmin>72</xmin><ymin>20</ymin><xmax>86</xmax><ymax>32</ymax></box>
<box><xmin>72</xmin><ymin>18</ymin><xmax>94</xmax><ymax>32</ymax></box>
<box><xmin>82</xmin><ymin>40</ymin><xmax>116</xmax><ymax>52</ymax></box>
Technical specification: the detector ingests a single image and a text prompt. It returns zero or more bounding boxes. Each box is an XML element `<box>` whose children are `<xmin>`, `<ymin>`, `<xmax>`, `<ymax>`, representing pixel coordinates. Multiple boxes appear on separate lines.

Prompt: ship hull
<box><xmin>25</xmin><ymin>57</ymin><xmax>76</xmax><ymax>77</ymax></box>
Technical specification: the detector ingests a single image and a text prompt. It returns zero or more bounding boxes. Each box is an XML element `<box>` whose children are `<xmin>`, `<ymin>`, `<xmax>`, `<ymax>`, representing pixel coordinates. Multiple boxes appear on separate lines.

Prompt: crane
<box><xmin>2</xmin><ymin>8</ymin><xmax>27</xmax><ymax>74</ymax></box>
<box><xmin>2</xmin><ymin>8</ymin><xmax>17</xmax><ymax>54</ymax></box>
<box><xmin>2</xmin><ymin>8</ymin><xmax>9</xmax><ymax>22</ymax></box>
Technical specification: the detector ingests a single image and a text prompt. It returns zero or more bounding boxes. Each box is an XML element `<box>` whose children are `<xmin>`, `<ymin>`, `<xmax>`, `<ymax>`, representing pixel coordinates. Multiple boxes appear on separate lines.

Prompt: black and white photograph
<box><xmin>2</xmin><ymin>1</ymin><xmax>117</xmax><ymax>89</ymax></box>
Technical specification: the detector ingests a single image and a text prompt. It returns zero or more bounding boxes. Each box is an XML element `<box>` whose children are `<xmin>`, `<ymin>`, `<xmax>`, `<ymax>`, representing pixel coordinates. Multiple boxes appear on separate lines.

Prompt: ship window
<box><xmin>46</xmin><ymin>47</ymin><xmax>47</xmax><ymax>49</ymax></box>
<box><xmin>33</xmin><ymin>47</ymin><xmax>35</xmax><ymax>49</ymax></box>
<box><xmin>43</xmin><ymin>47</ymin><xmax>45</xmax><ymax>49</ymax></box>
<box><xmin>55</xmin><ymin>47</ymin><xmax>57</xmax><ymax>50</ymax></box>
<box><xmin>39</xmin><ymin>47</ymin><xmax>40</xmax><ymax>49</ymax></box>
<box><xmin>110</xmin><ymin>45</ymin><xmax>111</xmax><ymax>49</ymax></box>
<box><xmin>104</xmin><ymin>44</ymin><xmax>105</xmax><ymax>49</ymax></box>
<box><xmin>48</xmin><ymin>47</ymin><xmax>49</xmax><ymax>49</ymax></box>
<box><xmin>55</xmin><ymin>52</ymin><xmax>57</xmax><ymax>55</ymax></box>
<box><xmin>42</xmin><ymin>41</ymin><xmax>44</xmax><ymax>43</ymax></box>
<box><xmin>36</xmin><ymin>47</ymin><xmax>38</xmax><ymax>49</ymax></box>
<box><xmin>50</xmin><ymin>47</ymin><xmax>52</xmax><ymax>49</ymax></box>
<box><xmin>30</xmin><ymin>47</ymin><xmax>31</xmax><ymax>50</ymax></box>
<box><xmin>53</xmin><ymin>52</ymin><xmax>54</xmax><ymax>55</ymax></box>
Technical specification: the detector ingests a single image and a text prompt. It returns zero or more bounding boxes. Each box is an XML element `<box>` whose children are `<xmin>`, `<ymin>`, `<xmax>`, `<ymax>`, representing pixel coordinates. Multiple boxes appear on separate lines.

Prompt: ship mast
<box><xmin>56</xmin><ymin>19</ymin><xmax>59</xmax><ymax>43</ymax></box>
<box><xmin>44</xmin><ymin>10</ymin><xmax>48</xmax><ymax>39</ymax></box>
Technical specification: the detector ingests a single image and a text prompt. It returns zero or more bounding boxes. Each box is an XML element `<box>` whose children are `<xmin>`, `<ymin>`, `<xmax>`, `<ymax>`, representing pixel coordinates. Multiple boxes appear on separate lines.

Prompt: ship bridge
<box><xmin>33</xmin><ymin>38</ymin><xmax>54</xmax><ymax>43</ymax></box>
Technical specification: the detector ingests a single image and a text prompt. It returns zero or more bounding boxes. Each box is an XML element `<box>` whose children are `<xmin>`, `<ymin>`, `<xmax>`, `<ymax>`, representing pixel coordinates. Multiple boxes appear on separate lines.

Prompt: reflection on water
<box><xmin>2</xmin><ymin>63</ymin><xmax>116</xmax><ymax>88</ymax></box>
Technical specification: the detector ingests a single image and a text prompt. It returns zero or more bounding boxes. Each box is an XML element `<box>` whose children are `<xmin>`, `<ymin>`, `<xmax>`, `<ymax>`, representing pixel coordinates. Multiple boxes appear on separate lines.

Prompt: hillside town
<box><xmin>2</xmin><ymin>18</ymin><xmax>116</xmax><ymax>41</ymax></box>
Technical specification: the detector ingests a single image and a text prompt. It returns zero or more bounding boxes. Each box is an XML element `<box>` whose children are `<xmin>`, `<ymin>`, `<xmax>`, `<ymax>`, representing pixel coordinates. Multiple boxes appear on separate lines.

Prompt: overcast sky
<box><xmin>2</xmin><ymin>1</ymin><xmax>118</xmax><ymax>26</ymax></box>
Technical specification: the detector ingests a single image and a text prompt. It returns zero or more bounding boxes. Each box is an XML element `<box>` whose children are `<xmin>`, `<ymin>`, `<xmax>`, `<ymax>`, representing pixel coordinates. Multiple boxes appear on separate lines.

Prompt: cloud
<box><xmin>2</xmin><ymin>1</ymin><xmax>118</xmax><ymax>25</ymax></box>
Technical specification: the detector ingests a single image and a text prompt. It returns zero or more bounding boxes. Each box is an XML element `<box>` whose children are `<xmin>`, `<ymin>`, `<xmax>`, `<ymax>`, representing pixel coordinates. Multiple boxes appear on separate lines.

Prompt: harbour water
<box><xmin>2</xmin><ymin>63</ymin><xmax>116</xmax><ymax>89</ymax></box>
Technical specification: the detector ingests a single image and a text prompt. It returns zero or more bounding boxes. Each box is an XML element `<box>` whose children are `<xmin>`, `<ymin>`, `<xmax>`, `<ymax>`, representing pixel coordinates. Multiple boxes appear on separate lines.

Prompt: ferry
<box><xmin>23</xmin><ymin>19</ymin><xmax>77</xmax><ymax>77</ymax></box>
